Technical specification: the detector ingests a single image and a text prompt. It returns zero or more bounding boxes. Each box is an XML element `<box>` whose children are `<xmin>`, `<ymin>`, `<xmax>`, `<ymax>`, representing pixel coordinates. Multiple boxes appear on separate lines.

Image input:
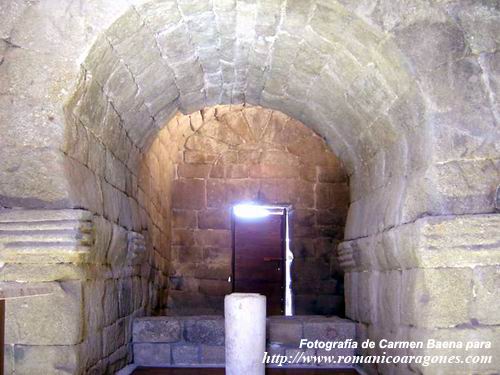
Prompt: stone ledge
<box><xmin>339</xmin><ymin>214</ymin><xmax>500</xmax><ymax>271</ymax></box>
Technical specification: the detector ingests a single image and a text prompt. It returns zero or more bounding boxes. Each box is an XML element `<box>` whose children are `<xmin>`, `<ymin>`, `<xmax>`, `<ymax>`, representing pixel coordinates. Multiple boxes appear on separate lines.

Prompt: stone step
<box><xmin>132</xmin><ymin>315</ymin><xmax>356</xmax><ymax>368</ymax></box>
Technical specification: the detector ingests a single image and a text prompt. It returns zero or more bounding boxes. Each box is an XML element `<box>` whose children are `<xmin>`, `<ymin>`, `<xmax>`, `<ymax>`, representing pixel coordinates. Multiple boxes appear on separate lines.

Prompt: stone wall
<box><xmin>3</xmin><ymin>85</ymin><xmax>176</xmax><ymax>373</ymax></box>
<box><xmin>2</xmin><ymin>208</ymin><xmax>169</xmax><ymax>373</ymax></box>
<box><xmin>132</xmin><ymin>315</ymin><xmax>355</xmax><ymax>368</ymax></box>
<box><xmin>0</xmin><ymin>209</ymin><xmax>144</xmax><ymax>374</ymax></box>
<box><xmin>1</xmin><ymin>1</ymin><xmax>500</xmax><ymax>374</ymax></box>
<box><xmin>4</xmin><ymin>0</ymin><xmax>498</xmax><ymax>237</ymax></box>
<box><xmin>51</xmin><ymin>67</ymin><xmax>177</xmax><ymax>372</ymax></box>
<box><xmin>162</xmin><ymin>105</ymin><xmax>349</xmax><ymax>315</ymax></box>
<box><xmin>340</xmin><ymin>214</ymin><xmax>500</xmax><ymax>374</ymax></box>
<box><xmin>1</xmin><ymin>102</ymin><xmax>348</xmax><ymax>373</ymax></box>
<box><xmin>1</xmin><ymin>210</ymin><xmax>94</xmax><ymax>374</ymax></box>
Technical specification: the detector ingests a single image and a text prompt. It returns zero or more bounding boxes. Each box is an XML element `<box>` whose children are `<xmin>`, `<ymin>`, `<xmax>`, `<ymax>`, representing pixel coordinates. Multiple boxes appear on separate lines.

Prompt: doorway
<box><xmin>231</xmin><ymin>204</ymin><xmax>293</xmax><ymax>315</ymax></box>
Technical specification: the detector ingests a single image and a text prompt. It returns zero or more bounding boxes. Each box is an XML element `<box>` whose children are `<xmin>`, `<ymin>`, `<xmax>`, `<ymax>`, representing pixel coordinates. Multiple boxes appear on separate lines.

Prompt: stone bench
<box><xmin>132</xmin><ymin>315</ymin><xmax>355</xmax><ymax>368</ymax></box>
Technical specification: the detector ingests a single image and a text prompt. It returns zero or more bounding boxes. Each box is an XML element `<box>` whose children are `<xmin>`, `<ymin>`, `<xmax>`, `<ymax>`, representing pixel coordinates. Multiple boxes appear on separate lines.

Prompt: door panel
<box><xmin>233</xmin><ymin>214</ymin><xmax>284</xmax><ymax>315</ymax></box>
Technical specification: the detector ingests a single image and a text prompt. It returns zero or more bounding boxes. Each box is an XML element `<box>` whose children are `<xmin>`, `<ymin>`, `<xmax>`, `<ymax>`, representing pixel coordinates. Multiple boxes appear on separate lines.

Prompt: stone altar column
<box><xmin>225</xmin><ymin>293</ymin><xmax>266</xmax><ymax>375</ymax></box>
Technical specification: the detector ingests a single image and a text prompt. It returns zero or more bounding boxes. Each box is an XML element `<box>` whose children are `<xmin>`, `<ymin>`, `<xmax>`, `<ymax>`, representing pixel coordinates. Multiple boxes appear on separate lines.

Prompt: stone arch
<box><xmin>157</xmin><ymin>106</ymin><xmax>351</xmax><ymax>315</ymax></box>
<box><xmin>2</xmin><ymin>0</ymin><xmax>499</xmax><ymax>374</ymax></box>
<box><xmin>63</xmin><ymin>0</ymin><xmax>431</xmax><ymax>241</ymax></box>
<box><xmin>56</xmin><ymin>4</ymin><xmax>432</xmax><ymax>371</ymax></box>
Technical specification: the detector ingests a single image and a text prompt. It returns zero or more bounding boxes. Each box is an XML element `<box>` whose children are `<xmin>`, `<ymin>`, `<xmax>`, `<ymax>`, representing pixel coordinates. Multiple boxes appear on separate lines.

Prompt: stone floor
<box><xmin>132</xmin><ymin>368</ymin><xmax>359</xmax><ymax>374</ymax></box>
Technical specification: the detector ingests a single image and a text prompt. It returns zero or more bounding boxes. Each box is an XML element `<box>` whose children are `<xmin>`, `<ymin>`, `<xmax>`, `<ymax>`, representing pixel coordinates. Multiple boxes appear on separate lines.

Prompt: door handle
<box><xmin>263</xmin><ymin>257</ymin><xmax>282</xmax><ymax>262</ymax></box>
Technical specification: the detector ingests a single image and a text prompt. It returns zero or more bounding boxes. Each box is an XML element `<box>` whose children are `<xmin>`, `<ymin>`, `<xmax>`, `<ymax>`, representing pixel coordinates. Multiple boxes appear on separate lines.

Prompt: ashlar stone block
<box><xmin>172</xmin><ymin>344</ymin><xmax>200</xmax><ymax>365</ymax></box>
<box><xmin>408</xmin><ymin>326</ymin><xmax>500</xmax><ymax>374</ymax></box>
<box><xmin>376</xmin><ymin>270</ymin><xmax>401</xmax><ymax>328</ymax></box>
<box><xmin>184</xmin><ymin>316</ymin><xmax>225</xmax><ymax>345</ymax></box>
<box><xmin>177</xmin><ymin>163</ymin><xmax>211</xmax><ymax>178</ymax></box>
<box><xmin>13</xmin><ymin>345</ymin><xmax>79</xmax><ymax>375</ymax></box>
<box><xmin>471</xmin><ymin>266</ymin><xmax>500</xmax><ymax>325</ymax></box>
<box><xmin>172</xmin><ymin>179</ymin><xmax>206</xmax><ymax>209</ymax></box>
<box><xmin>395</xmin><ymin>21</ymin><xmax>467</xmax><ymax>73</ymax></box>
<box><xmin>194</xmin><ymin>229</ymin><xmax>231</xmax><ymax>248</ymax></box>
<box><xmin>134</xmin><ymin>342</ymin><xmax>171</xmax><ymax>366</ymax></box>
<box><xmin>133</xmin><ymin>317</ymin><xmax>182</xmax><ymax>343</ymax></box>
<box><xmin>198</xmin><ymin>208</ymin><xmax>231</xmax><ymax>229</ymax></box>
<box><xmin>198</xmin><ymin>279</ymin><xmax>232</xmax><ymax>296</ymax></box>
<box><xmin>6</xmin><ymin>281</ymin><xmax>83</xmax><ymax>345</ymax></box>
<box><xmin>103</xmin><ymin>319</ymin><xmax>126</xmax><ymax>357</ymax></box>
<box><xmin>201</xmin><ymin>344</ymin><xmax>225</xmax><ymax>364</ymax></box>
<box><xmin>402</xmin><ymin>268</ymin><xmax>473</xmax><ymax>328</ymax></box>
<box><xmin>303</xmin><ymin>316</ymin><xmax>356</xmax><ymax>342</ymax></box>
<box><xmin>267</xmin><ymin>318</ymin><xmax>303</xmax><ymax>346</ymax></box>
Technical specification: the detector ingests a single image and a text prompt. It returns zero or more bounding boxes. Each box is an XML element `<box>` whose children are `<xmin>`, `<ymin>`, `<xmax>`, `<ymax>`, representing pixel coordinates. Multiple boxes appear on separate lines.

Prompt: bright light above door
<box><xmin>233</xmin><ymin>204</ymin><xmax>271</xmax><ymax>219</ymax></box>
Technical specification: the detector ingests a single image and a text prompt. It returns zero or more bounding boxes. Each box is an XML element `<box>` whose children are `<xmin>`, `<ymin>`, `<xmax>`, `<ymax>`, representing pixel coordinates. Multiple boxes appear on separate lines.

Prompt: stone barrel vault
<box><xmin>1</xmin><ymin>0</ymin><xmax>499</xmax><ymax>374</ymax></box>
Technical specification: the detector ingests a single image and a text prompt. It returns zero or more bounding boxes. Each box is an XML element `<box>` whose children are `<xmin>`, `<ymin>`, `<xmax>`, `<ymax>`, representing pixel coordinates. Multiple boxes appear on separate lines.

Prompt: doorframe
<box><xmin>230</xmin><ymin>203</ymin><xmax>293</xmax><ymax>315</ymax></box>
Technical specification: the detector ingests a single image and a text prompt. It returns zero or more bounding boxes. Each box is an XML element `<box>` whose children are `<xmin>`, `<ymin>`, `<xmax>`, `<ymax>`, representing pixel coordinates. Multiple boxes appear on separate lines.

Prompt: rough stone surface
<box><xmin>134</xmin><ymin>343</ymin><xmax>171</xmax><ymax>366</ymax></box>
<box><xmin>402</xmin><ymin>268</ymin><xmax>473</xmax><ymax>328</ymax></box>
<box><xmin>303</xmin><ymin>316</ymin><xmax>356</xmax><ymax>342</ymax></box>
<box><xmin>339</xmin><ymin>214</ymin><xmax>500</xmax><ymax>272</ymax></box>
<box><xmin>471</xmin><ymin>266</ymin><xmax>500</xmax><ymax>325</ymax></box>
<box><xmin>184</xmin><ymin>317</ymin><xmax>225</xmax><ymax>345</ymax></box>
<box><xmin>2</xmin><ymin>0</ymin><xmax>500</xmax><ymax>373</ymax></box>
<box><xmin>172</xmin><ymin>180</ymin><xmax>206</xmax><ymax>210</ymax></box>
<box><xmin>408</xmin><ymin>326</ymin><xmax>500</xmax><ymax>374</ymax></box>
<box><xmin>132</xmin><ymin>315</ymin><xmax>355</xmax><ymax>368</ymax></box>
<box><xmin>200</xmin><ymin>344</ymin><xmax>225</xmax><ymax>364</ymax></box>
<box><xmin>5</xmin><ymin>281</ymin><xmax>83</xmax><ymax>345</ymax></box>
<box><xmin>164</xmin><ymin>106</ymin><xmax>348</xmax><ymax>315</ymax></box>
<box><xmin>133</xmin><ymin>318</ymin><xmax>182</xmax><ymax>343</ymax></box>
<box><xmin>267</xmin><ymin>318</ymin><xmax>303</xmax><ymax>346</ymax></box>
<box><xmin>0</xmin><ymin>0</ymin><xmax>496</xmax><ymax>233</ymax></box>
<box><xmin>171</xmin><ymin>345</ymin><xmax>199</xmax><ymax>365</ymax></box>
<box><xmin>12</xmin><ymin>345</ymin><xmax>79</xmax><ymax>375</ymax></box>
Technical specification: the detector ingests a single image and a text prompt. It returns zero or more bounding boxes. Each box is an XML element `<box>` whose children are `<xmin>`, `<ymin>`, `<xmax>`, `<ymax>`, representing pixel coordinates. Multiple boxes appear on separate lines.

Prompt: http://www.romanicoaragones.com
<box><xmin>262</xmin><ymin>338</ymin><xmax>493</xmax><ymax>367</ymax></box>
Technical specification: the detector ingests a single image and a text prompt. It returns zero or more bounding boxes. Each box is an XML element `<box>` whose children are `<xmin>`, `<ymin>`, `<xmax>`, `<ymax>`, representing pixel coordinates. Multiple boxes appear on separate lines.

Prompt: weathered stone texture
<box><xmin>340</xmin><ymin>213</ymin><xmax>500</xmax><ymax>374</ymax></box>
<box><xmin>163</xmin><ymin>106</ymin><xmax>349</xmax><ymax>315</ymax></box>
<box><xmin>133</xmin><ymin>315</ymin><xmax>355</xmax><ymax>368</ymax></box>
<box><xmin>12</xmin><ymin>345</ymin><xmax>79</xmax><ymax>375</ymax></box>
<box><xmin>172</xmin><ymin>179</ymin><xmax>206</xmax><ymax>209</ymax></box>
<box><xmin>267</xmin><ymin>318</ymin><xmax>303</xmax><ymax>346</ymax></box>
<box><xmin>134</xmin><ymin>343</ymin><xmax>171</xmax><ymax>366</ymax></box>
<box><xmin>6</xmin><ymin>281</ymin><xmax>83</xmax><ymax>345</ymax></box>
<box><xmin>200</xmin><ymin>344</ymin><xmax>225</xmax><ymax>364</ymax></box>
<box><xmin>339</xmin><ymin>214</ymin><xmax>500</xmax><ymax>273</ymax></box>
<box><xmin>407</xmin><ymin>326</ymin><xmax>500</xmax><ymax>374</ymax></box>
<box><xmin>1</xmin><ymin>0</ymin><xmax>497</xmax><ymax>232</ymax></box>
<box><xmin>3</xmin><ymin>0</ymin><xmax>500</xmax><ymax>373</ymax></box>
<box><xmin>198</xmin><ymin>208</ymin><xmax>231</xmax><ymax>229</ymax></box>
<box><xmin>471</xmin><ymin>266</ymin><xmax>500</xmax><ymax>325</ymax></box>
<box><xmin>184</xmin><ymin>317</ymin><xmax>225</xmax><ymax>345</ymax></box>
<box><xmin>402</xmin><ymin>268</ymin><xmax>473</xmax><ymax>328</ymax></box>
<box><xmin>1</xmin><ymin>116</ymin><xmax>173</xmax><ymax>371</ymax></box>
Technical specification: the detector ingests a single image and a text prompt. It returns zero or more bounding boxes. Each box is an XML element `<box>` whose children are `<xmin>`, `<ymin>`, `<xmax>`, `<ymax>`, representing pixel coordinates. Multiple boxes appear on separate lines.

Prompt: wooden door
<box><xmin>233</xmin><ymin>213</ymin><xmax>285</xmax><ymax>315</ymax></box>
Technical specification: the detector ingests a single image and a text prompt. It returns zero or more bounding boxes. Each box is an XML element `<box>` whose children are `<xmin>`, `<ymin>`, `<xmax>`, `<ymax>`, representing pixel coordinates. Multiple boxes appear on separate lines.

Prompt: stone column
<box><xmin>224</xmin><ymin>293</ymin><xmax>266</xmax><ymax>375</ymax></box>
